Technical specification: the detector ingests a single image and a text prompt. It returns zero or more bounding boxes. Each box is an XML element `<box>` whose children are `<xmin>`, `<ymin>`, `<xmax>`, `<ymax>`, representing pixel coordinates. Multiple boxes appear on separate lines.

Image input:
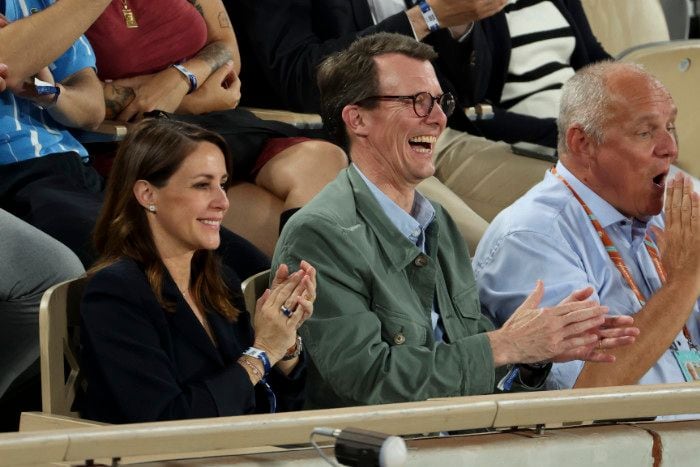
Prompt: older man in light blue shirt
<box><xmin>474</xmin><ymin>61</ymin><xmax>700</xmax><ymax>408</ymax></box>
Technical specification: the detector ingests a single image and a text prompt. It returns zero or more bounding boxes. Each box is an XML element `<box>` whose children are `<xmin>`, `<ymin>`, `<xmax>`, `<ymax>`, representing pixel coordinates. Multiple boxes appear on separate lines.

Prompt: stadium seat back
<box><xmin>619</xmin><ymin>40</ymin><xmax>700</xmax><ymax>178</ymax></box>
<box><xmin>39</xmin><ymin>277</ymin><xmax>87</xmax><ymax>418</ymax></box>
<box><xmin>241</xmin><ymin>269</ymin><xmax>271</xmax><ymax>320</ymax></box>
<box><xmin>582</xmin><ymin>0</ymin><xmax>670</xmax><ymax>56</ymax></box>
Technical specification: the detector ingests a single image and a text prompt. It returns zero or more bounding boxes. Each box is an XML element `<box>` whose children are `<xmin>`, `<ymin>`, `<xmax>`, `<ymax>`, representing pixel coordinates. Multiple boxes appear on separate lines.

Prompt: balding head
<box><xmin>557</xmin><ymin>61</ymin><xmax>678</xmax><ymax>219</ymax></box>
<box><xmin>557</xmin><ymin>61</ymin><xmax>670</xmax><ymax>157</ymax></box>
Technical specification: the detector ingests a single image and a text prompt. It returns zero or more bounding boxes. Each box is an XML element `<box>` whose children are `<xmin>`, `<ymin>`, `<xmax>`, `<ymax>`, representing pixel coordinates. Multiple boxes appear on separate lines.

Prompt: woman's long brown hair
<box><xmin>91</xmin><ymin>118</ymin><xmax>239</xmax><ymax>321</ymax></box>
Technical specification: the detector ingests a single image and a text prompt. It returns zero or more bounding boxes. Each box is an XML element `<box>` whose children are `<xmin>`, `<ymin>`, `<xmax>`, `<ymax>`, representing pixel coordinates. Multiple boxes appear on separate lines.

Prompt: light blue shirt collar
<box><xmin>555</xmin><ymin>161</ymin><xmax>628</xmax><ymax>228</ymax></box>
<box><xmin>555</xmin><ymin>161</ymin><xmax>649</xmax><ymax>246</ymax></box>
<box><xmin>352</xmin><ymin>164</ymin><xmax>435</xmax><ymax>251</ymax></box>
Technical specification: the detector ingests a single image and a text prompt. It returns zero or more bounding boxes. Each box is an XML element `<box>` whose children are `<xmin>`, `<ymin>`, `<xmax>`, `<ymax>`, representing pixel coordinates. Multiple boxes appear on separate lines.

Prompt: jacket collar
<box><xmin>347</xmin><ymin>166</ymin><xmax>439</xmax><ymax>271</ymax></box>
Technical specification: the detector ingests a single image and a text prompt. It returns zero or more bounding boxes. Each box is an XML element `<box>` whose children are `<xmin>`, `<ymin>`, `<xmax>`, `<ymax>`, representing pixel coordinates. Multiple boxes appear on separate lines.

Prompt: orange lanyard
<box><xmin>552</xmin><ymin>168</ymin><xmax>696</xmax><ymax>350</ymax></box>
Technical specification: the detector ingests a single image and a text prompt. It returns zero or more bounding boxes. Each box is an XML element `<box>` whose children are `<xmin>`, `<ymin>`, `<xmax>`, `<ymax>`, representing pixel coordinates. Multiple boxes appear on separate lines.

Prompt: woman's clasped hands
<box><xmin>251</xmin><ymin>260</ymin><xmax>316</xmax><ymax>368</ymax></box>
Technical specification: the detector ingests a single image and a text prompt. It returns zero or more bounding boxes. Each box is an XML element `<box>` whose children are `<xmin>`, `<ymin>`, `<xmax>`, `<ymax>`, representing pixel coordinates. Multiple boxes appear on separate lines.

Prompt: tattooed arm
<box><xmin>188</xmin><ymin>0</ymin><xmax>240</xmax><ymax>75</ymax></box>
<box><xmin>107</xmin><ymin>0</ymin><xmax>239</xmax><ymax>120</ymax></box>
<box><xmin>177</xmin><ymin>0</ymin><xmax>241</xmax><ymax>114</ymax></box>
<box><xmin>103</xmin><ymin>82</ymin><xmax>136</xmax><ymax>120</ymax></box>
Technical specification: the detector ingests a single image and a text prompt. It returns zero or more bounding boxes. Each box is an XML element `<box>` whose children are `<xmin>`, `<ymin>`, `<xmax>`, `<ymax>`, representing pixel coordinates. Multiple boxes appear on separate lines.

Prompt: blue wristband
<box><xmin>497</xmin><ymin>365</ymin><xmax>520</xmax><ymax>391</ymax></box>
<box><xmin>33</xmin><ymin>77</ymin><xmax>60</xmax><ymax>110</ymax></box>
<box><xmin>418</xmin><ymin>0</ymin><xmax>440</xmax><ymax>32</ymax></box>
<box><xmin>241</xmin><ymin>348</ymin><xmax>277</xmax><ymax>413</ymax></box>
<box><xmin>243</xmin><ymin>347</ymin><xmax>271</xmax><ymax>376</ymax></box>
<box><xmin>170</xmin><ymin>63</ymin><xmax>198</xmax><ymax>94</ymax></box>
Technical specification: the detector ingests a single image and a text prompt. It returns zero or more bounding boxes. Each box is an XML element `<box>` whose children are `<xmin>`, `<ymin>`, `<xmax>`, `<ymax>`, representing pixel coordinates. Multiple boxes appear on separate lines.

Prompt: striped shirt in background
<box><xmin>367</xmin><ymin>0</ymin><xmax>406</xmax><ymax>24</ymax></box>
<box><xmin>501</xmin><ymin>0</ymin><xmax>576</xmax><ymax>119</ymax></box>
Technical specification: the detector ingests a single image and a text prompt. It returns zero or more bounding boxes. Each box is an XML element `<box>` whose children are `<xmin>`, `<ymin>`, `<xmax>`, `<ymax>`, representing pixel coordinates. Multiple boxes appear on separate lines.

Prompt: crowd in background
<box><xmin>1</xmin><ymin>0</ymin><xmax>698</xmax><ymax>430</ymax></box>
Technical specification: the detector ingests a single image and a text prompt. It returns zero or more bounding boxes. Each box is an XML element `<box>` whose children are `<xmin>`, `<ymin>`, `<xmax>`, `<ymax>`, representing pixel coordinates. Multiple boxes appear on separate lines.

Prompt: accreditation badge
<box><xmin>672</xmin><ymin>349</ymin><xmax>700</xmax><ymax>382</ymax></box>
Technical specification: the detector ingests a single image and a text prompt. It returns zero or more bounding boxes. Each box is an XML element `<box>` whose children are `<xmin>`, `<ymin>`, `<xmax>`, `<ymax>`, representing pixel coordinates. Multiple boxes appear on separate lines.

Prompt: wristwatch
<box><xmin>520</xmin><ymin>361</ymin><xmax>552</xmax><ymax>371</ymax></box>
<box><xmin>282</xmin><ymin>335</ymin><xmax>303</xmax><ymax>361</ymax></box>
<box><xmin>243</xmin><ymin>347</ymin><xmax>271</xmax><ymax>376</ymax></box>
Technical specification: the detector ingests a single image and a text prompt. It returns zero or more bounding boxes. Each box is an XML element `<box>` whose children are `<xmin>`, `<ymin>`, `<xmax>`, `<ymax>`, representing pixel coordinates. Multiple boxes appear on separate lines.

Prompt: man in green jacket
<box><xmin>271</xmin><ymin>33</ymin><xmax>637</xmax><ymax>409</ymax></box>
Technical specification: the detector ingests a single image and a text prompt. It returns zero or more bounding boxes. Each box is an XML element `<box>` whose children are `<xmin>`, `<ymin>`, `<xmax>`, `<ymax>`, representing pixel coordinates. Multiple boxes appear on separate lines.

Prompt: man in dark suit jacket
<box><xmin>231</xmin><ymin>0</ymin><xmax>554</xmax><ymax>241</ymax></box>
<box><xmin>233</xmin><ymin>0</ymin><xmax>499</xmax><ymax>113</ymax></box>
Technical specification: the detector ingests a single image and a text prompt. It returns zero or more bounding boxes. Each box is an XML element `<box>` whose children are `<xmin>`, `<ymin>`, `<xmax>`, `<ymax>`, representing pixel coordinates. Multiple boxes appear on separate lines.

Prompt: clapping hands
<box><xmin>252</xmin><ymin>261</ymin><xmax>316</xmax><ymax>364</ymax></box>
<box><xmin>489</xmin><ymin>281</ymin><xmax>639</xmax><ymax>367</ymax></box>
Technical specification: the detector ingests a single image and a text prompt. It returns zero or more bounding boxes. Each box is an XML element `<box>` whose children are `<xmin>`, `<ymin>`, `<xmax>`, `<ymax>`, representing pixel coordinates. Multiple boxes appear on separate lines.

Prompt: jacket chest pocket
<box><xmin>373</xmin><ymin>303</ymin><xmax>428</xmax><ymax>347</ymax></box>
<box><xmin>447</xmin><ymin>285</ymin><xmax>487</xmax><ymax>336</ymax></box>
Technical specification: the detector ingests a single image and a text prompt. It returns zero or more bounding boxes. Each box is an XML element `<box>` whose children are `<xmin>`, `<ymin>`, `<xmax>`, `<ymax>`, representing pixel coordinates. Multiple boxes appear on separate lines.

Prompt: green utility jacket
<box><xmin>273</xmin><ymin>167</ymin><xmax>502</xmax><ymax>409</ymax></box>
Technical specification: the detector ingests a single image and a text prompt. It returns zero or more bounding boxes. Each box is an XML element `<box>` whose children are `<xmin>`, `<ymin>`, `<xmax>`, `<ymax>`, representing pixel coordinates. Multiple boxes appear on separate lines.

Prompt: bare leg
<box><xmin>224</xmin><ymin>182</ymin><xmax>283</xmax><ymax>258</ymax></box>
<box><xmin>255</xmin><ymin>140</ymin><xmax>348</xmax><ymax>209</ymax></box>
<box><xmin>224</xmin><ymin>141</ymin><xmax>348</xmax><ymax>256</ymax></box>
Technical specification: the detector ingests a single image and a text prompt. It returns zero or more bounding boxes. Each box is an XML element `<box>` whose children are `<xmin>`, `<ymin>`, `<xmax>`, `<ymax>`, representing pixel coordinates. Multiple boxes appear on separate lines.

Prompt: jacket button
<box><xmin>393</xmin><ymin>333</ymin><xmax>406</xmax><ymax>345</ymax></box>
<box><xmin>413</xmin><ymin>254</ymin><xmax>428</xmax><ymax>267</ymax></box>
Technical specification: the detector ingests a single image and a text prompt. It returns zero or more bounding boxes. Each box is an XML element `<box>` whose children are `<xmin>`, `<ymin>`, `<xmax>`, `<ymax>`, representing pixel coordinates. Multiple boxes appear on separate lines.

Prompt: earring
<box><xmin>148</xmin><ymin>204</ymin><xmax>156</xmax><ymax>213</ymax></box>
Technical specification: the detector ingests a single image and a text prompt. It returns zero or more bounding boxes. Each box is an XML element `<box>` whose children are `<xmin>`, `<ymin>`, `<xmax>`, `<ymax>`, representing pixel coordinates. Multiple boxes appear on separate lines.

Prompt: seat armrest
<box><xmin>242</xmin><ymin>107</ymin><xmax>322</xmax><ymax>129</ymax></box>
<box><xmin>72</xmin><ymin>120</ymin><xmax>129</xmax><ymax>143</ymax></box>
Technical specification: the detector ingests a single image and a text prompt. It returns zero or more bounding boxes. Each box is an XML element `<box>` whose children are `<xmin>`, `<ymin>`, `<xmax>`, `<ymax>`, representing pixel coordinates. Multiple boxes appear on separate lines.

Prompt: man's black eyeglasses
<box><xmin>356</xmin><ymin>92</ymin><xmax>456</xmax><ymax>118</ymax></box>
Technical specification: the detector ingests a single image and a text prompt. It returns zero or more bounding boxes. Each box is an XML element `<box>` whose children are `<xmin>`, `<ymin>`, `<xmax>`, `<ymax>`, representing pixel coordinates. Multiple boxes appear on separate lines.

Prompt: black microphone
<box><xmin>311</xmin><ymin>427</ymin><xmax>407</xmax><ymax>467</ymax></box>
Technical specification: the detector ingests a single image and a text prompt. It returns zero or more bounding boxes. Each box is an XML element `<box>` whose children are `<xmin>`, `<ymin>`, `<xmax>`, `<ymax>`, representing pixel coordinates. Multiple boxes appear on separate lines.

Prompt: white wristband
<box><xmin>418</xmin><ymin>0</ymin><xmax>440</xmax><ymax>32</ymax></box>
<box><xmin>170</xmin><ymin>64</ymin><xmax>198</xmax><ymax>94</ymax></box>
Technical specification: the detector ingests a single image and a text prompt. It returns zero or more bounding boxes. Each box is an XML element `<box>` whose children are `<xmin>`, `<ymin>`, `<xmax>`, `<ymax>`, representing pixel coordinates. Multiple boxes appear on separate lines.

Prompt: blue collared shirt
<box><xmin>474</xmin><ymin>161</ymin><xmax>700</xmax><ymax>391</ymax></box>
<box><xmin>0</xmin><ymin>0</ymin><xmax>94</xmax><ymax>165</ymax></box>
<box><xmin>353</xmin><ymin>164</ymin><xmax>444</xmax><ymax>342</ymax></box>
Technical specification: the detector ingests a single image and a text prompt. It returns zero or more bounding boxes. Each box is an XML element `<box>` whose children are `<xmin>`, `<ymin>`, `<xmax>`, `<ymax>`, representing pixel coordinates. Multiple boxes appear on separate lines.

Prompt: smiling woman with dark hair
<box><xmin>79</xmin><ymin>118</ymin><xmax>316</xmax><ymax>423</ymax></box>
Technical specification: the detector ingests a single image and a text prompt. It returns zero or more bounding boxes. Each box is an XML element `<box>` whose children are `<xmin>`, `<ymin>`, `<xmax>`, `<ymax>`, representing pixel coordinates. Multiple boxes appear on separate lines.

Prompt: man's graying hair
<box><xmin>317</xmin><ymin>32</ymin><xmax>438</xmax><ymax>150</ymax></box>
<box><xmin>557</xmin><ymin>60</ymin><xmax>650</xmax><ymax>154</ymax></box>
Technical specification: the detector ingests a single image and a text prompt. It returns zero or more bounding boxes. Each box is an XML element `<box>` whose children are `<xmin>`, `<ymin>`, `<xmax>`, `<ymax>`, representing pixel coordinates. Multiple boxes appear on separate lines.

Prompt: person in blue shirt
<box><xmin>0</xmin><ymin>1</ymin><xmax>107</xmax><ymax>160</ymax></box>
<box><xmin>474</xmin><ymin>62</ymin><xmax>700</xmax><ymax>416</ymax></box>
<box><xmin>0</xmin><ymin>0</ymin><xmax>110</xmax><ymax>263</ymax></box>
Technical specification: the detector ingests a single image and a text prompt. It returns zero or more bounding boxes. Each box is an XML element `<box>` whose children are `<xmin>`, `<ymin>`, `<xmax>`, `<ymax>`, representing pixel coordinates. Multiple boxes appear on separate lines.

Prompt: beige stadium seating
<box><xmin>240</xmin><ymin>269</ymin><xmax>270</xmax><ymax>319</ymax></box>
<box><xmin>582</xmin><ymin>0</ymin><xmax>670</xmax><ymax>56</ymax></box>
<box><xmin>38</xmin><ymin>277</ymin><xmax>88</xmax><ymax>419</ymax></box>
